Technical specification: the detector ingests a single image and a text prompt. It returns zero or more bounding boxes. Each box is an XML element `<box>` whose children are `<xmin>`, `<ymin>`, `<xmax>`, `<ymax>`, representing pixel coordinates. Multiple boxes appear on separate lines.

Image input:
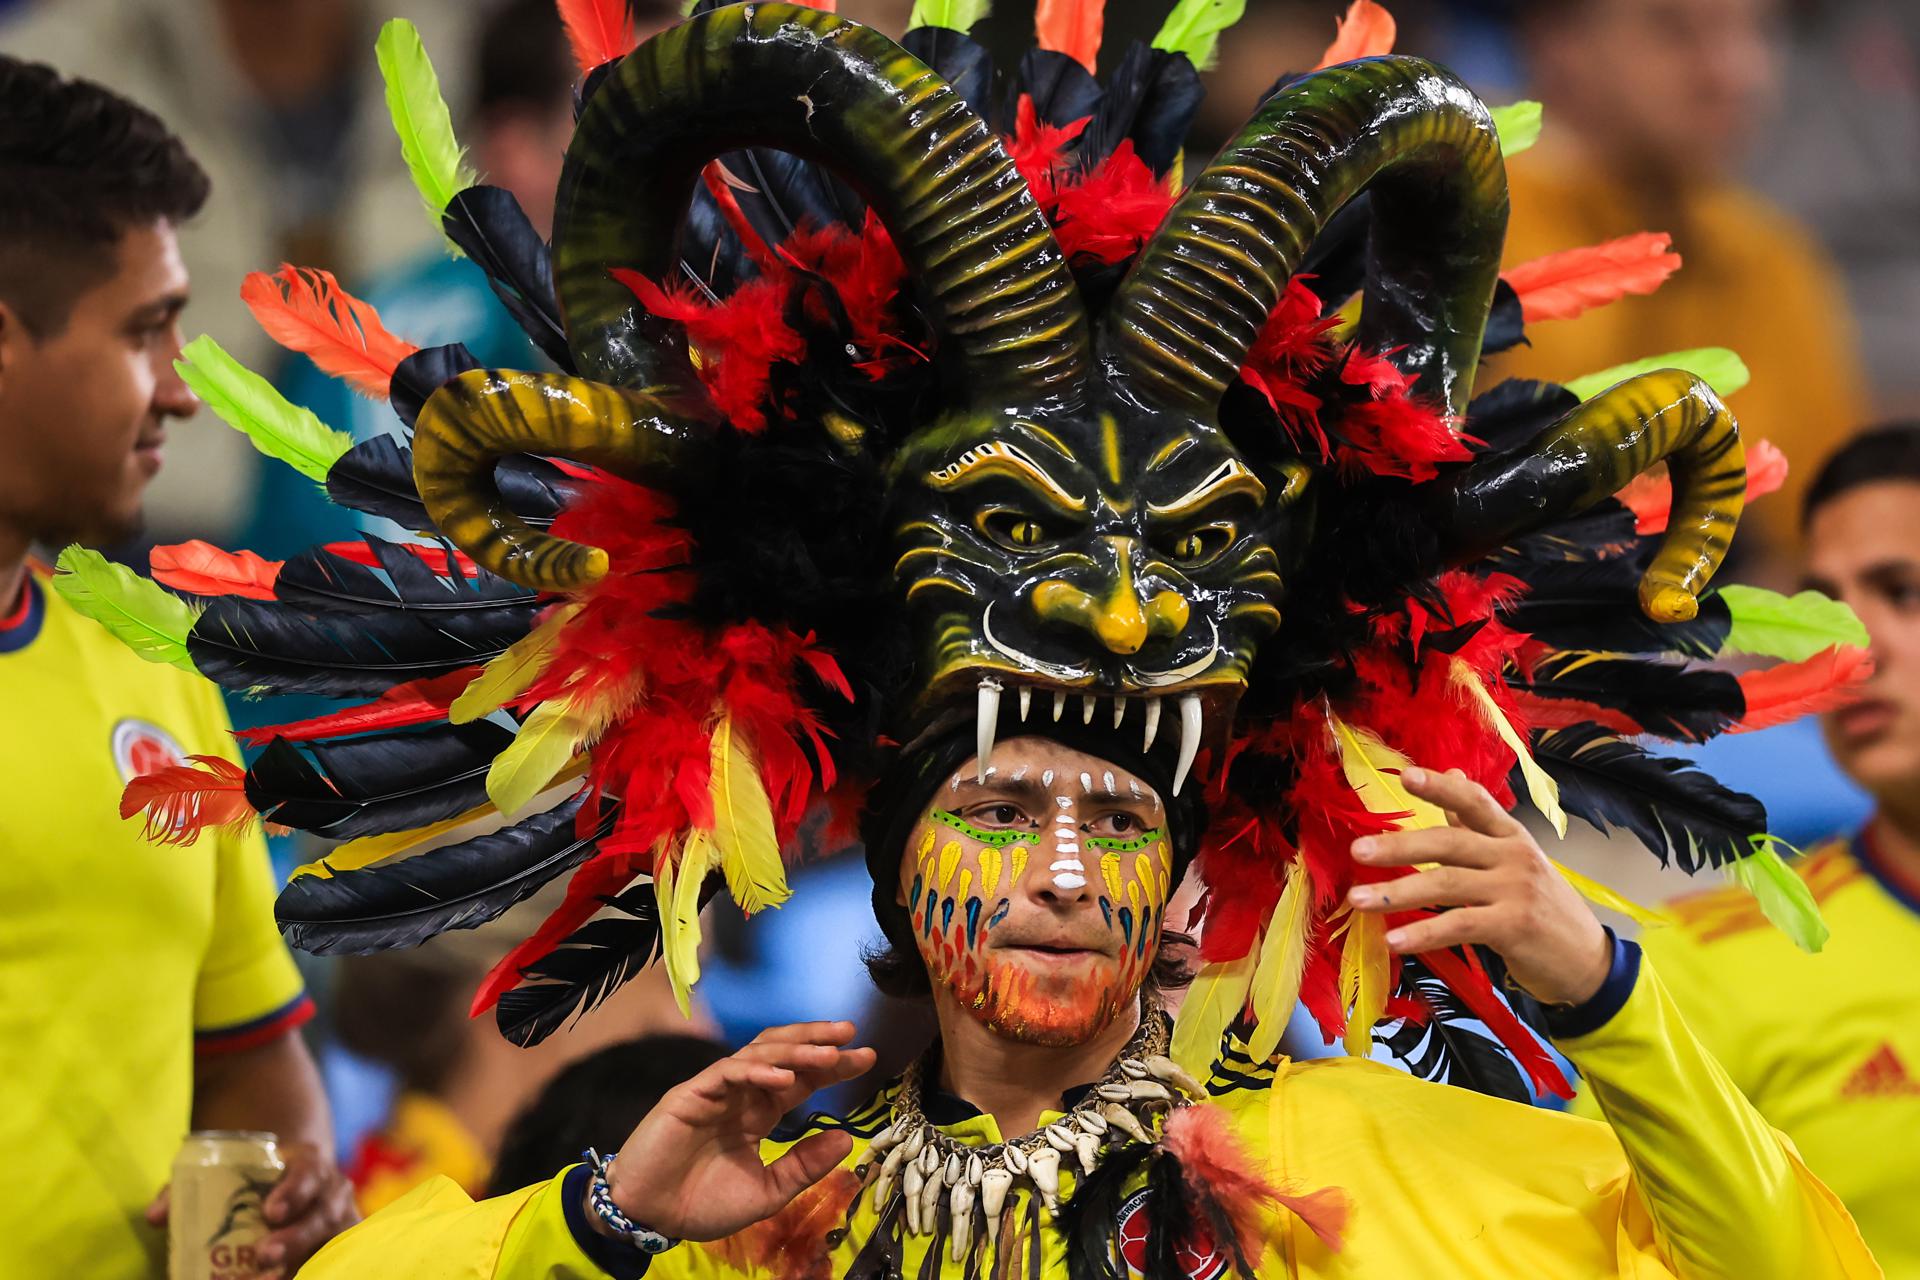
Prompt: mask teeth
<box><xmin>1052</xmin><ymin>690</ymin><xmax>1066</xmax><ymax>722</ymax></box>
<box><xmin>1112</xmin><ymin>696</ymin><xmax>1128</xmax><ymax>729</ymax></box>
<box><xmin>1172</xmin><ymin>693</ymin><xmax>1203</xmax><ymax>796</ymax></box>
<box><xmin>1019</xmin><ymin>687</ymin><xmax>1032</xmax><ymax>721</ymax></box>
<box><xmin>1142</xmin><ymin>696</ymin><xmax>1162</xmax><ymax>751</ymax></box>
<box><xmin>1081</xmin><ymin>694</ymin><xmax>1097</xmax><ymax>724</ymax></box>
<box><xmin>976</xmin><ymin>678</ymin><xmax>1002</xmax><ymax>782</ymax></box>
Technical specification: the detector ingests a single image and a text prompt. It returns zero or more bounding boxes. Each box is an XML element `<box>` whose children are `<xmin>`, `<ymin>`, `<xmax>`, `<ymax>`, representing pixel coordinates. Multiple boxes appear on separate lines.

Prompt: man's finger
<box><xmin>755</xmin><ymin>1048</ymin><xmax>881</xmax><ymax>1116</ymax></box>
<box><xmin>734</xmin><ymin>1041</ymin><xmax>853</xmax><ymax>1071</ymax></box>
<box><xmin>764</xmin><ymin>1128</ymin><xmax>855</xmax><ymax>1202</ymax></box>
<box><xmin>144</xmin><ymin>1184</ymin><xmax>171</xmax><ymax>1228</ymax></box>
<box><xmin>264</xmin><ymin>1151</ymin><xmax>323</xmax><ymax>1225</ymax></box>
<box><xmin>1384</xmin><ymin>906</ymin><xmax>1500</xmax><ymax>954</ymax></box>
<box><xmin>747</xmin><ymin>1021</ymin><xmax>858</xmax><ymax>1048</ymax></box>
<box><xmin>1351</xmin><ymin>825</ymin><xmax>1503</xmax><ymax>870</ymax></box>
<box><xmin>1403</xmin><ymin>766</ymin><xmax>1523</xmax><ymax>838</ymax></box>
<box><xmin>1349</xmin><ymin>866</ymin><xmax>1495</xmax><ymax>913</ymax></box>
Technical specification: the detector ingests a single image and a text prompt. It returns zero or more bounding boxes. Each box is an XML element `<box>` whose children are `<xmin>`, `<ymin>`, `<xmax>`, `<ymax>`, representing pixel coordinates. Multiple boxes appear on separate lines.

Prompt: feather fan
<box><xmin>494</xmin><ymin>882</ymin><xmax>661</xmax><ymax>1046</ymax></box>
<box><xmin>277</xmin><ymin>794</ymin><xmax>602</xmax><ymax>954</ymax></box>
<box><xmin>246</xmin><ymin>720</ymin><xmax>515</xmax><ymax>839</ymax></box>
<box><xmin>241</xmin><ymin>265</ymin><xmax>418</xmax><ymax>397</ymax></box>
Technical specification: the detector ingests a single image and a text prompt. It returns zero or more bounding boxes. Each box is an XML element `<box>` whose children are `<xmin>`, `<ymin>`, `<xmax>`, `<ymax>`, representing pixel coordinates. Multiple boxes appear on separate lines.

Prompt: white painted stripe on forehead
<box><xmin>1103</xmin><ymin>771</ymin><xmax>1115</xmax><ymax>792</ymax></box>
<box><xmin>1079</xmin><ymin>772</ymin><xmax>1093</xmax><ymax>792</ymax></box>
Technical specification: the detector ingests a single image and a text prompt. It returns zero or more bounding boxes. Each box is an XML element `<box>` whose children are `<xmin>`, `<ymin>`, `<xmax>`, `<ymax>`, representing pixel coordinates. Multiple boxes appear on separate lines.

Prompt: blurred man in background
<box><xmin>1501</xmin><ymin>0</ymin><xmax>1868</xmax><ymax>558</ymax></box>
<box><xmin>1628</xmin><ymin>425</ymin><xmax>1920</xmax><ymax>1275</ymax></box>
<box><xmin>0</xmin><ymin>55</ymin><xmax>353</xmax><ymax>1276</ymax></box>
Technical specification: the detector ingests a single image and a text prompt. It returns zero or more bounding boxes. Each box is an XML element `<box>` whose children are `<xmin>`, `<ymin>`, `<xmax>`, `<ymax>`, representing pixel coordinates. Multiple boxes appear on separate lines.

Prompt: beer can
<box><xmin>168</xmin><ymin>1130</ymin><xmax>285</xmax><ymax>1280</ymax></box>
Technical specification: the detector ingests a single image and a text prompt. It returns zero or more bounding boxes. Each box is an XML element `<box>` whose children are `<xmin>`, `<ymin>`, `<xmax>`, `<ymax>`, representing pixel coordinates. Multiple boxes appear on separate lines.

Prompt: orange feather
<box><xmin>1314</xmin><ymin>0</ymin><xmax>1395</xmax><ymax>69</ymax></box>
<box><xmin>1731</xmin><ymin>645</ymin><xmax>1874</xmax><ymax>733</ymax></box>
<box><xmin>1504</xmin><ymin>232</ymin><xmax>1683</xmax><ymax>323</ymax></box>
<box><xmin>1036</xmin><ymin>0</ymin><xmax>1104</xmax><ymax>73</ymax></box>
<box><xmin>120</xmin><ymin>755</ymin><xmax>255</xmax><ymax>846</ymax></box>
<box><xmin>241</xmin><ymin>264</ymin><xmax>418</xmax><ymax>398</ymax></box>
<box><xmin>150</xmin><ymin>541</ymin><xmax>282</xmax><ymax>600</ymax></box>
<box><xmin>1617</xmin><ymin>437</ymin><xmax>1787</xmax><ymax>535</ymax></box>
<box><xmin>556</xmin><ymin>0</ymin><xmax>637</xmax><ymax>74</ymax></box>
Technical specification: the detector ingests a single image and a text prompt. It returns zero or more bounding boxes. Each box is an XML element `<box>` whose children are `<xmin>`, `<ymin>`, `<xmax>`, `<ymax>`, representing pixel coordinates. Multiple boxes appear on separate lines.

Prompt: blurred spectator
<box><xmin>1499</xmin><ymin>0</ymin><xmax>1869</xmax><ymax>558</ymax></box>
<box><xmin>485</xmin><ymin>1034</ymin><xmax>730</xmax><ymax>1195</ymax></box>
<box><xmin>331</xmin><ymin>877</ymin><xmax>710</xmax><ymax>1215</ymax></box>
<box><xmin>0</xmin><ymin>0</ymin><xmax>478</xmax><ymax>544</ymax></box>
<box><xmin>1583</xmin><ymin>426</ymin><xmax>1920</xmax><ymax>1274</ymax></box>
<box><xmin>1747</xmin><ymin>1</ymin><xmax>1920</xmax><ymax>421</ymax></box>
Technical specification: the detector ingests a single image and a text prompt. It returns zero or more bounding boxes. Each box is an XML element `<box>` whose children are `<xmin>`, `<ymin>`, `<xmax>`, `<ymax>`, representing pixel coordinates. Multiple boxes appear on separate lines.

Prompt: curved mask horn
<box><xmin>555</xmin><ymin>3</ymin><xmax>1089</xmax><ymax>405</ymax></box>
<box><xmin>1107</xmin><ymin>56</ymin><xmax>1507</xmax><ymax>420</ymax></box>
<box><xmin>413</xmin><ymin>370</ymin><xmax>713</xmax><ymax>591</ymax></box>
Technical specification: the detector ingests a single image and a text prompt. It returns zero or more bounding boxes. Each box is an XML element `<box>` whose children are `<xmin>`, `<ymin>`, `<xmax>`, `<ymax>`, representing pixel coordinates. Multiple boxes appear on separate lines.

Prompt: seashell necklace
<box><xmin>848</xmin><ymin>1004</ymin><xmax>1207</xmax><ymax>1264</ymax></box>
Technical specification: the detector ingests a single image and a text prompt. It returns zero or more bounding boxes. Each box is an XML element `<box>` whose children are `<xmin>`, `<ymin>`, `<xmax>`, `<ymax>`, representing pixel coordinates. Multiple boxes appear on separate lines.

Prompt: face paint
<box><xmin>899</xmin><ymin>739</ymin><xmax>1177</xmax><ymax>1048</ymax></box>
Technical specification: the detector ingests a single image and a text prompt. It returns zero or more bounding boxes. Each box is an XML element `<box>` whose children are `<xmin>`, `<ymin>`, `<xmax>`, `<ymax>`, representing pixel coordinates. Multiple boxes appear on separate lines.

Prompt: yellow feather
<box><xmin>1452</xmin><ymin>660</ymin><xmax>1566</xmax><ymax>837</ymax></box>
<box><xmin>1101</xmin><ymin>851</ymin><xmax>1124</xmax><ymax>901</ymax></box>
<box><xmin>290</xmin><ymin>803</ymin><xmax>494</xmax><ymax>880</ymax></box>
<box><xmin>1245</xmin><ymin>866</ymin><xmax>1313</xmax><ymax>1063</ymax></box>
<box><xmin>485</xmin><ymin>696</ymin><xmax>591</xmax><ymax>819</ymax></box>
<box><xmin>1329</xmin><ymin>715</ymin><xmax>1447</xmax><ymax>830</ymax></box>
<box><xmin>707</xmin><ymin>714</ymin><xmax>790</xmax><ymax>915</ymax></box>
<box><xmin>917</xmin><ymin>828</ymin><xmax>937</xmax><ymax>875</ymax></box>
<box><xmin>1170</xmin><ymin>950</ymin><xmax>1256</xmax><ymax>1078</ymax></box>
<box><xmin>450</xmin><ymin>603</ymin><xmax>582</xmax><ymax>723</ymax></box>
<box><xmin>956</xmin><ymin>868</ymin><xmax>972</xmax><ymax>905</ymax></box>
<box><xmin>1008</xmin><ymin>846</ymin><xmax>1028</xmax><ymax>890</ymax></box>
<box><xmin>656</xmin><ymin>834</ymin><xmax>711</xmax><ymax>1017</ymax></box>
<box><xmin>1551</xmin><ymin>858</ymin><xmax>1671</xmax><ymax>928</ymax></box>
<box><xmin>651</xmin><ymin>844</ymin><xmax>683</xmax><ymax>1014</ymax></box>
<box><xmin>1134</xmin><ymin>852</ymin><xmax>1157</xmax><ymax>904</ymax></box>
<box><xmin>979</xmin><ymin>845</ymin><xmax>1002</xmax><ymax>898</ymax></box>
<box><xmin>938</xmin><ymin>841</ymin><xmax>962</xmax><ymax>892</ymax></box>
<box><xmin>1339</xmin><ymin>908</ymin><xmax>1391</xmax><ymax>1058</ymax></box>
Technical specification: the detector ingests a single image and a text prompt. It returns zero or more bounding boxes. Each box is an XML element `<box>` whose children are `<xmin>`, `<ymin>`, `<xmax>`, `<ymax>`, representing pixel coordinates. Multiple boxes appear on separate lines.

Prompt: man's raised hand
<box><xmin>1345</xmin><ymin>766</ymin><xmax>1613</xmax><ymax>1008</ymax></box>
<box><xmin>601</xmin><ymin>1021</ymin><xmax>876</xmax><ymax>1243</ymax></box>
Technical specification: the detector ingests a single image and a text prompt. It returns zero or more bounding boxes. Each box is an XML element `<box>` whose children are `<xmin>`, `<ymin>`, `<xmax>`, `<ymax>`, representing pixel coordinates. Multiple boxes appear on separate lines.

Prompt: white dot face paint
<box><xmin>1103</xmin><ymin>771</ymin><xmax>1115</xmax><ymax>793</ymax></box>
<box><xmin>1055</xmin><ymin>796</ymin><xmax>1073</xmax><ymax>809</ymax></box>
<box><xmin>1011</xmin><ymin>766</ymin><xmax>1029</xmax><ymax>782</ymax></box>
<box><xmin>1041</xmin><ymin>770</ymin><xmax>1055</xmax><ymax>787</ymax></box>
<box><xmin>1079</xmin><ymin>772</ymin><xmax>1093</xmax><ymax>793</ymax></box>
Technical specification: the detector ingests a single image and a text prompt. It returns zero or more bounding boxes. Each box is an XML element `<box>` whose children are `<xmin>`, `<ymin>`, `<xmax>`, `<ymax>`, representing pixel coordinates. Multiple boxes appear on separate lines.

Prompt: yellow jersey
<box><xmin>0</xmin><ymin>568</ymin><xmax>310</xmax><ymax>1279</ymax></box>
<box><xmin>298</xmin><ymin>957</ymin><xmax>1875</xmax><ymax>1279</ymax></box>
<box><xmin>1631</xmin><ymin>836</ymin><xmax>1920</xmax><ymax>1276</ymax></box>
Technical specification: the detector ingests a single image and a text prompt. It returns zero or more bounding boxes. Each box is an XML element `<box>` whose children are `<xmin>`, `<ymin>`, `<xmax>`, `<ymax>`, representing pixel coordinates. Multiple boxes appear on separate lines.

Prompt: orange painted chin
<box><xmin>930</xmin><ymin>947</ymin><xmax>1154</xmax><ymax>1047</ymax></box>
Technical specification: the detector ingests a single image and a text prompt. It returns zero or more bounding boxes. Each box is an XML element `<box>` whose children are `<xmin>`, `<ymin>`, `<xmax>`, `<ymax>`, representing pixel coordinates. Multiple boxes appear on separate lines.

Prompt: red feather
<box><xmin>1617</xmin><ymin>437</ymin><xmax>1788</xmax><ymax>535</ymax></box>
<box><xmin>319</xmin><ymin>540</ymin><xmax>480</xmax><ymax>579</ymax></box>
<box><xmin>1418</xmin><ymin>945</ymin><xmax>1571</xmax><ymax>1097</ymax></box>
<box><xmin>240</xmin><ymin>265</ymin><xmax>418</xmax><ymax>398</ymax></box>
<box><xmin>555</xmin><ymin>0</ymin><xmax>637</xmax><ymax>74</ymax></box>
<box><xmin>1730</xmin><ymin>645</ymin><xmax>1874</xmax><ymax>733</ymax></box>
<box><xmin>1506</xmin><ymin>689</ymin><xmax>1645</xmax><ymax>737</ymax></box>
<box><xmin>1314</xmin><ymin>0</ymin><xmax>1396</xmax><ymax>69</ymax></box>
<box><xmin>1035</xmin><ymin>0</ymin><xmax>1104</xmax><ymax>73</ymax></box>
<box><xmin>232</xmin><ymin>669</ymin><xmax>479</xmax><ymax>745</ymax></box>
<box><xmin>1049</xmin><ymin>140</ymin><xmax>1174</xmax><ymax>264</ymax></box>
<box><xmin>1504</xmin><ymin>232</ymin><xmax>1682</xmax><ymax>323</ymax></box>
<box><xmin>120</xmin><ymin>754</ymin><xmax>255</xmax><ymax>846</ymax></box>
<box><xmin>1162</xmin><ymin>1103</ymin><xmax>1348</xmax><ymax>1257</ymax></box>
<box><xmin>150</xmin><ymin>541</ymin><xmax>282</xmax><ymax>600</ymax></box>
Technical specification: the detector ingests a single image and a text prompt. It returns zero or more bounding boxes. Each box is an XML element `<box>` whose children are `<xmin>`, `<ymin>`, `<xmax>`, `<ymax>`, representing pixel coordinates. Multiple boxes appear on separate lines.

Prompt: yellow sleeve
<box><xmin>188</xmin><ymin>683</ymin><xmax>308</xmax><ymax>1044</ymax></box>
<box><xmin>1555</xmin><ymin>956</ymin><xmax>1878</xmax><ymax>1278</ymax></box>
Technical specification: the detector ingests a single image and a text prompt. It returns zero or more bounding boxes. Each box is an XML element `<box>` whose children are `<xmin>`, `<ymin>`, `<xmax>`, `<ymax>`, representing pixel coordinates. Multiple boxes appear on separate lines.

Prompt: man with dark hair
<box><xmin>0</xmin><ymin>55</ymin><xmax>354</xmax><ymax>1277</ymax></box>
<box><xmin>1626</xmin><ymin>424</ymin><xmax>1920</xmax><ymax>1274</ymax></box>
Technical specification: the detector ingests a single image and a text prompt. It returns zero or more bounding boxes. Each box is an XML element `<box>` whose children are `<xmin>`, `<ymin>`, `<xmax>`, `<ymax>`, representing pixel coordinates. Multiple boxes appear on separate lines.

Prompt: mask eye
<box><xmin>982</xmin><ymin>511</ymin><xmax>1051</xmax><ymax>551</ymax></box>
<box><xmin>1166</xmin><ymin>523</ymin><xmax>1234</xmax><ymax>567</ymax></box>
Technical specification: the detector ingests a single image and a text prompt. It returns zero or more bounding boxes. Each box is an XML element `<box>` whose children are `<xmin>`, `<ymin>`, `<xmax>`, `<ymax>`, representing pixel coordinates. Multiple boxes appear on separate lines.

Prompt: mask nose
<box><xmin>1030</xmin><ymin>538</ymin><xmax>1190</xmax><ymax>656</ymax></box>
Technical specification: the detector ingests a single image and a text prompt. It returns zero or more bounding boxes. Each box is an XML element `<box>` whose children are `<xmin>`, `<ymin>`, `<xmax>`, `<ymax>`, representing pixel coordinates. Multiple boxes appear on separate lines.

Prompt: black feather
<box><xmin>277</xmin><ymin>794</ymin><xmax>602</xmax><ymax>954</ymax></box>
<box><xmin>275</xmin><ymin>534</ymin><xmax>536</xmax><ymax>616</ymax></box>
<box><xmin>1515</xmin><ymin>650</ymin><xmax>1742</xmax><ymax>741</ymax></box>
<box><xmin>1076</xmin><ymin>42</ymin><xmax>1203</xmax><ymax>174</ymax></box>
<box><xmin>1478</xmin><ymin>280</ymin><xmax>1526</xmax><ymax>356</ymax></box>
<box><xmin>1015</xmin><ymin>48</ymin><xmax>1102</xmax><ymax>127</ymax></box>
<box><xmin>442</xmin><ymin>185</ymin><xmax>573</xmax><ymax>369</ymax></box>
<box><xmin>246</xmin><ymin>720</ymin><xmax>514</xmax><ymax>838</ymax></box>
<box><xmin>680</xmin><ymin>185</ymin><xmax>751</xmax><ymax>297</ymax></box>
<box><xmin>1499</xmin><ymin>500</ymin><xmax>1643</xmax><ymax>565</ymax></box>
<box><xmin>389</xmin><ymin>342</ymin><xmax>480</xmax><ymax>432</ymax></box>
<box><xmin>900</xmin><ymin>25</ymin><xmax>994</xmax><ymax>116</ymax></box>
<box><xmin>1058</xmin><ymin>1142</ymin><xmax>1156</xmax><ymax>1280</ymax></box>
<box><xmin>1373</xmin><ymin>964</ymin><xmax>1531</xmax><ymax>1102</ymax></box>
<box><xmin>1533</xmin><ymin>723</ymin><xmax>1767</xmax><ymax>873</ymax></box>
<box><xmin>494</xmin><ymin>883</ymin><xmax>661</xmax><ymax>1047</ymax></box>
<box><xmin>1465</xmin><ymin>379</ymin><xmax>1578</xmax><ymax>457</ymax></box>
<box><xmin>324</xmin><ymin>434</ymin><xmax>571</xmax><ymax>532</ymax></box>
<box><xmin>1297</xmin><ymin>195</ymin><xmax>1371</xmax><ymax>308</ymax></box>
<box><xmin>188</xmin><ymin>593</ymin><xmax>523</xmax><ymax>698</ymax></box>
<box><xmin>1499</xmin><ymin>560</ymin><xmax>1732</xmax><ymax>657</ymax></box>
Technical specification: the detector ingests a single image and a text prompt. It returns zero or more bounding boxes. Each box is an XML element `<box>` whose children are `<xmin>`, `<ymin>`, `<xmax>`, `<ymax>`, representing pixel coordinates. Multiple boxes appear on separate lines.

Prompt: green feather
<box><xmin>176</xmin><ymin>336</ymin><xmax>354</xmax><ymax>482</ymax></box>
<box><xmin>51</xmin><ymin>546</ymin><xmax>201</xmax><ymax>672</ymax></box>
<box><xmin>1564</xmin><ymin>347</ymin><xmax>1749</xmax><ymax>403</ymax></box>
<box><xmin>1491</xmin><ymin>102</ymin><xmax>1542</xmax><ymax>156</ymax></box>
<box><xmin>906</xmin><ymin>0</ymin><xmax>991</xmax><ymax>31</ymax></box>
<box><xmin>1727</xmin><ymin>838</ymin><xmax>1828</xmax><ymax>952</ymax></box>
<box><xmin>1718</xmin><ymin>585</ymin><xmax>1870</xmax><ymax>662</ymax></box>
<box><xmin>376</xmin><ymin>18</ymin><xmax>476</xmax><ymax>243</ymax></box>
<box><xmin>1151</xmin><ymin>0</ymin><xmax>1248</xmax><ymax>70</ymax></box>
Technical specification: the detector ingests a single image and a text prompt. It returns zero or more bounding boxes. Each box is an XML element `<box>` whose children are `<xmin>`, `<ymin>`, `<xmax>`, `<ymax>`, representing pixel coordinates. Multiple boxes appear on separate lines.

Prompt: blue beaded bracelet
<box><xmin>583</xmin><ymin>1149</ymin><xmax>679</xmax><ymax>1255</ymax></box>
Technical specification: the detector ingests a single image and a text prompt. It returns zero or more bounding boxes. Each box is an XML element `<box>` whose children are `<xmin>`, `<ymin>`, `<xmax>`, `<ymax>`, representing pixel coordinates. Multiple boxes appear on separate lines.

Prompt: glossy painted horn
<box><xmin>413</xmin><ymin>370</ymin><xmax>712</xmax><ymax>592</ymax></box>
<box><xmin>1107</xmin><ymin>56</ymin><xmax>1507</xmax><ymax>420</ymax></box>
<box><xmin>554</xmin><ymin>3</ymin><xmax>1089</xmax><ymax>403</ymax></box>
<box><xmin>1430</xmin><ymin>370</ymin><xmax>1745</xmax><ymax>621</ymax></box>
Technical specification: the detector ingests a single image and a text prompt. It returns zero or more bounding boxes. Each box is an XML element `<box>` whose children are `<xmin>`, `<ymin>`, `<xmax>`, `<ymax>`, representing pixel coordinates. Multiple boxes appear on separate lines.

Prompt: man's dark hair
<box><xmin>0</xmin><ymin>55</ymin><xmax>209</xmax><ymax>336</ymax></box>
<box><xmin>486</xmin><ymin>1034</ymin><xmax>729</xmax><ymax>1195</ymax></box>
<box><xmin>1802</xmin><ymin>424</ymin><xmax>1920</xmax><ymax>529</ymax></box>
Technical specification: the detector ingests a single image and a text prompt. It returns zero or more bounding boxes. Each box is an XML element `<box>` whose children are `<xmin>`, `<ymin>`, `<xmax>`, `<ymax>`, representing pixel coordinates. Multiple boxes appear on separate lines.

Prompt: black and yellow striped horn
<box><xmin>554</xmin><ymin>2</ymin><xmax>1089</xmax><ymax>403</ymax></box>
<box><xmin>1430</xmin><ymin>370</ymin><xmax>1746</xmax><ymax>621</ymax></box>
<box><xmin>1107</xmin><ymin>56</ymin><xmax>1507</xmax><ymax>421</ymax></box>
<box><xmin>413</xmin><ymin>370</ymin><xmax>711</xmax><ymax>592</ymax></box>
